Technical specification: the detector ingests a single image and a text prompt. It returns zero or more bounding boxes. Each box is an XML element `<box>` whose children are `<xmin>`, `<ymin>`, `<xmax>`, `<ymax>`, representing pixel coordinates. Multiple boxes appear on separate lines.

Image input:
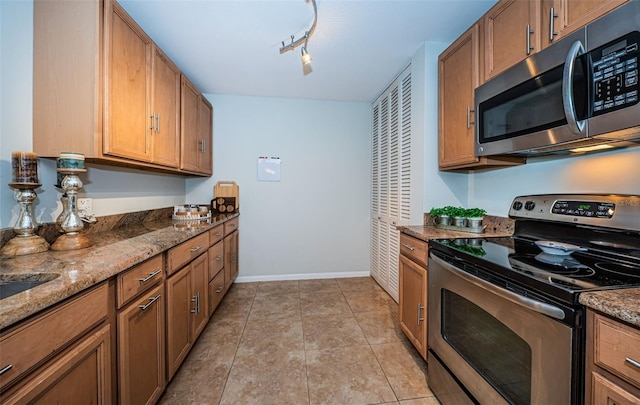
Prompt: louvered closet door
<box><xmin>371</xmin><ymin>66</ymin><xmax>411</xmax><ymax>303</ymax></box>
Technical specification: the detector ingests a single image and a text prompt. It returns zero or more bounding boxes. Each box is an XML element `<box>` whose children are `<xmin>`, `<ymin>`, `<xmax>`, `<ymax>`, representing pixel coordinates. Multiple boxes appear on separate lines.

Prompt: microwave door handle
<box><xmin>562</xmin><ymin>41</ymin><xmax>586</xmax><ymax>134</ymax></box>
<box><xmin>430</xmin><ymin>254</ymin><xmax>566</xmax><ymax>320</ymax></box>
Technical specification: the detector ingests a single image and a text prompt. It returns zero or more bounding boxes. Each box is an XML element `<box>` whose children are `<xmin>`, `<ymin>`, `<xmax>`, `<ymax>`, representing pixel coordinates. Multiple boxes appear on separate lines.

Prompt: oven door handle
<box><xmin>431</xmin><ymin>255</ymin><xmax>566</xmax><ymax>320</ymax></box>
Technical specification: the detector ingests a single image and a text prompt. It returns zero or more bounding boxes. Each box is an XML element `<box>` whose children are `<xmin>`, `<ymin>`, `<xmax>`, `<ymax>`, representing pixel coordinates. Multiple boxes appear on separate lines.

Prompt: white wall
<box><xmin>0</xmin><ymin>1</ymin><xmax>186</xmax><ymax>229</ymax></box>
<box><xmin>418</xmin><ymin>39</ymin><xmax>640</xmax><ymax>217</ymax></box>
<box><xmin>186</xmin><ymin>95</ymin><xmax>372</xmax><ymax>281</ymax></box>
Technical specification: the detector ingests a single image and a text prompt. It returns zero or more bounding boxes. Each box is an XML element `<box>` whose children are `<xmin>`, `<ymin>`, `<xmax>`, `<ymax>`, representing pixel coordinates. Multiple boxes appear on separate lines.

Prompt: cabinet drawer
<box><xmin>208</xmin><ymin>269</ymin><xmax>225</xmax><ymax>315</ymax></box>
<box><xmin>592</xmin><ymin>371</ymin><xmax>640</xmax><ymax>405</ymax></box>
<box><xmin>400</xmin><ymin>234</ymin><xmax>429</xmax><ymax>267</ymax></box>
<box><xmin>117</xmin><ymin>254</ymin><xmax>164</xmax><ymax>308</ymax></box>
<box><xmin>167</xmin><ymin>233</ymin><xmax>209</xmax><ymax>275</ymax></box>
<box><xmin>224</xmin><ymin>217</ymin><xmax>238</xmax><ymax>236</ymax></box>
<box><xmin>0</xmin><ymin>283</ymin><xmax>109</xmax><ymax>391</ymax></box>
<box><xmin>208</xmin><ymin>241</ymin><xmax>224</xmax><ymax>281</ymax></box>
<box><xmin>209</xmin><ymin>224</ymin><xmax>224</xmax><ymax>246</ymax></box>
<box><xmin>593</xmin><ymin>313</ymin><xmax>640</xmax><ymax>387</ymax></box>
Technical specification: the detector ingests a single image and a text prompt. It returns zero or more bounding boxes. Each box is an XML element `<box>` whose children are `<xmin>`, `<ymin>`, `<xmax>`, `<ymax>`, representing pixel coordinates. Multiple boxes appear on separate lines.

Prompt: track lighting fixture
<box><xmin>280</xmin><ymin>0</ymin><xmax>318</xmax><ymax>66</ymax></box>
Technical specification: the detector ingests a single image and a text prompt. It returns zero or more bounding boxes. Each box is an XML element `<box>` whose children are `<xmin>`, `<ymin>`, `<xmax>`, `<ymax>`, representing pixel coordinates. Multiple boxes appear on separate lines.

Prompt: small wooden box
<box><xmin>212</xmin><ymin>196</ymin><xmax>236</xmax><ymax>214</ymax></box>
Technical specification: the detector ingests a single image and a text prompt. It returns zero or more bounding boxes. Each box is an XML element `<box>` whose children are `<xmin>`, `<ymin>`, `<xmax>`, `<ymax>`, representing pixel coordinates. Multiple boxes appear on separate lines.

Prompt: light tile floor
<box><xmin>159</xmin><ymin>277</ymin><xmax>440</xmax><ymax>405</ymax></box>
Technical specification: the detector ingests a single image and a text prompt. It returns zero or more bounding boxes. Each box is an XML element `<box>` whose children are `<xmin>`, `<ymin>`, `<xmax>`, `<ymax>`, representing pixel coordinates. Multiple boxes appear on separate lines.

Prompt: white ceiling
<box><xmin>118</xmin><ymin>0</ymin><xmax>497</xmax><ymax>103</ymax></box>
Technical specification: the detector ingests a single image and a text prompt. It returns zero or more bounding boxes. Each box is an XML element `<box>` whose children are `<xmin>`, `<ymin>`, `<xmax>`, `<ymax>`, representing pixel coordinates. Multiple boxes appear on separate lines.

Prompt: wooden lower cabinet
<box><xmin>224</xmin><ymin>230</ymin><xmax>239</xmax><ymax>291</ymax></box>
<box><xmin>166</xmin><ymin>252</ymin><xmax>209</xmax><ymax>381</ymax></box>
<box><xmin>1</xmin><ymin>325</ymin><xmax>112</xmax><ymax>405</ymax></box>
<box><xmin>117</xmin><ymin>283</ymin><xmax>165</xmax><ymax>405</ymax></box>
<box><xmin>398</xmin><ymin>254</ymin><xmax>428</xmax><ymax>360</ymax></box>
<box><xmin>585</xmin><ymin>309</ymin><xmax>640</xmax><ymax>404</ymax></box>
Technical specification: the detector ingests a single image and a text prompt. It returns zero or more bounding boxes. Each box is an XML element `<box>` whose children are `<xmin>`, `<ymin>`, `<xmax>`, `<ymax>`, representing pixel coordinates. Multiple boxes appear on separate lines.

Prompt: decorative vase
<box><xmin>467</xmin><ymin>217</ymin><xmax>484</xmax><ymax>228</ymax></box>
<box><xmin>437</xmin><ymin>215</ymin><xmax>451</xmax><ymax>226</ymax></box>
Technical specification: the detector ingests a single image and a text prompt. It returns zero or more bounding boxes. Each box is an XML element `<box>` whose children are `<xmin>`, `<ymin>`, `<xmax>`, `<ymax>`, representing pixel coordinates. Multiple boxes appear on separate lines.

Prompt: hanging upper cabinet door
<box><xmin>181</xmin><ymin>75</ymin><xmax>213</xmax><ymax>175</ymax></box>
<box><xmin>197</xmin><ymin>97</ymin><xmax>213</xmax><ymax>175</ymax></box>
<box><xmin>150</xmin><ymin>47</ymin><xmax>181</xmax><ymax>168</ymax></box>
<box><xmin>103</xmin><ymin>1</ymin><xmax>153</xmax><ymax>163</ymax></box>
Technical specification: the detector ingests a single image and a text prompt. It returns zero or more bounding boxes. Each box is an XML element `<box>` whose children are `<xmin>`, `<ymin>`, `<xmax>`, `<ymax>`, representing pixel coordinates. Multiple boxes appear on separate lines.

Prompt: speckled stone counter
<box><xmin>400</xmin><ymin>214</ymin><xmax>515</xmax><ymax>242</ymax></box>
<box><xmin>0</xmin><ymin>212</ymin><xmax>238</xmax><ymax>331</ymax></box>
<box><xmin>579</xmin><ymin>288</ymin><xmax>640</xmax><ymax>328</ymax></box>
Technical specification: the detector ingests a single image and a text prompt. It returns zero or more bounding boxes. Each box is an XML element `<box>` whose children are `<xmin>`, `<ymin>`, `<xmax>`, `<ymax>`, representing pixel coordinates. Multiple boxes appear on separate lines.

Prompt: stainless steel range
<box><xmin>427</xmin><ymin>194</ymin><xmax>640</xmax><ymax>405</ymax></box>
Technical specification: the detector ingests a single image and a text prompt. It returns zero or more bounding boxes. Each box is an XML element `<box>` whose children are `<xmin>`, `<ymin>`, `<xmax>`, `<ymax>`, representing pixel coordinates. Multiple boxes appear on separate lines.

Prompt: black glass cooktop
<box><xmin>430</xmin><ymin>236</ymin><xmax>640</xmax><ymax>304</ymax></box>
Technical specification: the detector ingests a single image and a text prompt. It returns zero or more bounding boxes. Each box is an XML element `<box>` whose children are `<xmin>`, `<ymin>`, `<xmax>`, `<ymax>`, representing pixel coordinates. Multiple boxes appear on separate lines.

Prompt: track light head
<box><xmin>301</xmin><ymin>46</ymin><xmax>312</xmax><ymax>65</ymax></box>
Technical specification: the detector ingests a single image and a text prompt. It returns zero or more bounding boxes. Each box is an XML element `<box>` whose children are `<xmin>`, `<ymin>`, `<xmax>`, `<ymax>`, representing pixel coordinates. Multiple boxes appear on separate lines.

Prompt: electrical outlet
<box><xmin>78</xmin><ymin>198</ymin><xmax>93</xmax><ymax>213</ymax></box>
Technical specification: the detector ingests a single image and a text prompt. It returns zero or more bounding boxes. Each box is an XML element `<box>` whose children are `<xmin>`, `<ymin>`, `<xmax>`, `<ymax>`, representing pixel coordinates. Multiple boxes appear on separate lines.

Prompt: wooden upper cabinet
<box><xmin>180</xmin><ymin>75</ymin><xmax>213</xmax><ymax>175</ymax></box>
<box><xmin>542</xmin><ymin>0</ymin><xmax>629</xmax><ymax>48</ymax></box>
<box><xmin>483</xmin><ymin>0</ymin><xmax>541</xmax><ymax>82</ymax></box>
<box><xmin>439</xmin><ymin>25</ymin><xmax>480</xmax><ymax>169</ymax></box>
<box><xmin>33</xmin><ymin>0</ymin><xmax>210</xmax><ymax>176</ymax></box>
<box><xmin>103</xmin><ymin>0</ymin><xmax>152</xmax><ymax>163</ymax></box>
<box><xmin>150</xmin><ymin>47</ymin><xmax>181</xmax><ymax>168</ymax></box>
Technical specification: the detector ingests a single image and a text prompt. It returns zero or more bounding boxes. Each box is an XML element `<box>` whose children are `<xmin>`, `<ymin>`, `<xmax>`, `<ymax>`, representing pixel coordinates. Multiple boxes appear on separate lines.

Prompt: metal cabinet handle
<box><xmin>191</xmin><ymin>293</ymin><xmax>199</xmax><ymax>314</ymax></box>
<box><xmin>139</xmin><ymin>294</ymin><xmax>161</xmax><ymax>310</ymax></box>
<box><xmin>157</xmin><ymin>113</ymin><xmax>160</xmax><ymax>133</ymax></box>
<box><xmin>139</xmin><ymin>269</ymin><xmax>162</xmax><ymax>283</ymax></box>
<box><xmin>526</xmin><ymin>24</ymin><xmax>534</xmax><ymax>55</ymax></box>
<box><xmin>216</xmin><ymin>286</ymin><xmax>223</xmax><ymax>293</ymax></box>
<box><xmin>466</xmin><ymin>105</ymin><xmax>475</xmax><ymax>129</ymax></box>
<box><xmin>190</xmin><ymin>245</ymin><xmax>203</xmax><ymax>253</ymax></box>
<box><xmin>626</xmin><ymin>357</ymin><xmax>640</xmax><ymax>369</ymax></box>
<box><xmin>216</xmin><ymin>232</ymin><xmax>223</xmax><ymax>237</ymax></box>
<box><xmin>417</xmin><ymin>303</ymin><xmax>425</xmax><ymax>325</ymax></box>
<box><xmin>215</xmin><ymin>255</ymin><xmax>223</xmax><ymax>262</ymax></box>
<box><xmin>0</xmin><ymin>364</ymin><xmax>13</xmax><ymax>376</ymax></box>
<box><xmin>150</xmin><ymin>113</ymin><xmax>155</xmax><ymax>131</ymax></box>
<box><xmin>402</xmin><ymin>243</ymin><xmax>415</xmax><ymax>251</ymax></box>
<box><xmin>549</xmin><ymin>7</ymin><xmax>558</xmax><ymax>42</ymax></box>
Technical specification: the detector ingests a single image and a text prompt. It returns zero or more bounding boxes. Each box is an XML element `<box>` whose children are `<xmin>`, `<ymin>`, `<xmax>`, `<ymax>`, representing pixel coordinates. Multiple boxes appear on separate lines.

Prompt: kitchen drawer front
<box><xmin>208</xmin><ymin>241</ymin><xmax>224</xmax><ymax>281</ymax></box>
<box><xmin>224</xmin><ymin>217</ymin><xmax>238</xmax><ymax>236</ymax></box>
<box><xmin>593</xmin><ymin>312</ymin><xmax>640</xmax><ymax>387</ymax></box>
<box><xmin>209</xmin><ymin>224</ymin><xmax>224</xmax><ymax>246</ymax></box>
<box><xmin>0</xmin><ymin>282</ymin><xmax>109</xmax><ymax>391</ymax></box>
<box><xmin>400</xmin><ymin>234</ymin><xmax>429</xmax><ymax>267</ymax></box>
<box><xmin>208</xmin><ymin>270</ymin><xmax>225</xmax><ymax>315</ymax></box>
<box><xmin>592</xmin><ymin>371</ymin><xmax>640</xmax><ymax>405</ymax></box>
<box><xmin>167</xmin><ymin>233</ymin><xmax>209</xmax><ymax>276</ymax></box>
<box><xmin>117</xmin><ymin>254</ymin><xmax>164</xmax><ymax>308</ymax></box>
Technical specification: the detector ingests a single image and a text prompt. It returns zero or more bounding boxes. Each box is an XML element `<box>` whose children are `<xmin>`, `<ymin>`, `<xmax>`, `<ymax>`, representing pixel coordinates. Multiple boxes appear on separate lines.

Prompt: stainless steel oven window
<box><xmin>442</xmin><ymin>290</ymin><xmax>532</xmax><ymax>404</ymax></box>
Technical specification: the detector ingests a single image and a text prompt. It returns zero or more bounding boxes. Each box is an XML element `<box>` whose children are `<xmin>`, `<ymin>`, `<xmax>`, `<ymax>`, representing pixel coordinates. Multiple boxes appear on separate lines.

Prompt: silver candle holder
<box><xmin>51</xmin><ymin>168</ymin><xmax>93</xmax><ymax>251</ymax></box>
<box><xmin>1</xmin><ymin>182</ymin><xmax>50</xmax><ymax>256</ymax></box>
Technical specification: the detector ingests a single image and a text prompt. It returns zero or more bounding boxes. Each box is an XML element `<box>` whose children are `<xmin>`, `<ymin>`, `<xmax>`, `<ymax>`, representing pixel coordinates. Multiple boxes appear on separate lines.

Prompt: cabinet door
<box><xmin>166</xmin><ymin>265</ymin><xmax>191</xmax><ymax>380</ymax></box>
<box><xmin>197</xmin><ymin>96</ymin><xmax>213</xmax><ymax>175</ymax></box>
<box><xmin>180</xmin><ymin>76</ymin><xmax>201</xmax><ymax>172</ymax></box>
<box><xmin>117</xmin><ymin>283</ymin><xmax>165</xmax><ymax>405</ymax></box>
<box><xmin>151</xmin><ymin>46</ymin><xmax>180</xmax><ymax>168</ymax></box>
<box><xmin>484</xmin><ymin>0</ymin><xmax>540</xmax><ymax>82</ymax></box>
<box><xmin>190</xmin><ymin>253</ymin><xmax>209</xmax><ymax>340</ymax></box>
<box><xmin>1</xmin><ymin>325</ymin><xmax>111</xmax><ymax>405</ymax></box>
<box><xmin>543</xmin><ymin>0</ymin><xmax>629</xmax><ymax>48</ymax></box>
<box><xmin>591</xmin><ymin>372</ymin><xmax>640</xmax><ymax>405</ymax></box>
<box><xmin>398</xmin><ymin>255</ymin><xmax>427</xmax><ymax>360</ymax></box>
<box><xmin>439</xmin><ymin>24</ymin><xmax>480</xmax><ymax>169</ymax></box>
<box><xmin>104</xmin><ymin>1</ymin><xmax>152</xmax><ymax>162</ymax></box>
<box><xmin>208</xmin><ymin>269</ymin><xmax>226</xmax><ymax>315</ymax></box>
<box><xmin>224</xmin><ymin>231</ymin><xmax>239</xmax><ymax>290</ymax></box>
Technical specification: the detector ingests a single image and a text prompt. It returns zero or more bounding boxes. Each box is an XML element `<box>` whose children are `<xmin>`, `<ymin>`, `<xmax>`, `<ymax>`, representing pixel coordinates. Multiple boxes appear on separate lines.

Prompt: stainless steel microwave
<box><xmin>475</xmin><ymin>1</ymin><xmax>640</xmax><ymax>157</ymax></box>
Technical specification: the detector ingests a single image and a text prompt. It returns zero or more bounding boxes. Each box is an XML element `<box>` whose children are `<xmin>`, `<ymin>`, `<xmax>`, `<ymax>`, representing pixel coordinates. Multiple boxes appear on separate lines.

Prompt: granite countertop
<box><xmin>399</xmin><ymin>214</ymin><xmax>516</xmax><ymax>242</ymax></box>
<box><xmin>579</xmin><ymin>288</ymin><xmax>640</xmax><ymax>328</ymax></box>
<box><xmin>0</xmin><ymin>213</ymin><xmax>238</xmax><ymax>331</ymax></box>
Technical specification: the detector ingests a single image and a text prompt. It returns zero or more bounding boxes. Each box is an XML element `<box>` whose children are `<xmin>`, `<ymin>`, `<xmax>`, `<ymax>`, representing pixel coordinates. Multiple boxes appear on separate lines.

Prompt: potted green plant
<box><xmin>445</xmin><ymin>206</ymin><xmax>467</xmax><ymax>227</ymax></box>
<box><xmin>428</xmin><ymin>207</ymin><xmax>450</xmax><ymax>226</ymax></box>
<box><xmin>465</xmin><ymin>208</ymin><xmax>486</xmax><ymax>228</ymax></box>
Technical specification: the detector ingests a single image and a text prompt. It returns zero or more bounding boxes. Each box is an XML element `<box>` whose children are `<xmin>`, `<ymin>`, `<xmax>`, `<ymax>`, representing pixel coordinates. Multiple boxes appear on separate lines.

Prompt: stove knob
<box><xmin>525</xmin><ymin>201</ymin><xmax>536</xmax><ymax>211</ymax></box>
<box><xmin>512</xmin><ymin>201</ymin><xmax>523</xmax><ymax>210</ymax></box>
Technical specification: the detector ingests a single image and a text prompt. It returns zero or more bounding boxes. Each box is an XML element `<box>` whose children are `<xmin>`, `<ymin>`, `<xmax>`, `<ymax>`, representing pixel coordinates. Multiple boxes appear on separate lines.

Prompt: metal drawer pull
<box><xmin>626</xmin><ymin>357</ymin><xmax>640</xmax><ymax>369</ymax></box>
<box><xmin>190</xmin><ymin>245</ymin><xmax>203</xmax><ymax>253</ymax></box>
<box><xmin>216</xmin><ymin>286</ymin><xmax>223</xmax><ymax>293</ymax></box>
<box><xmin>216</xmin><ymin>232</ymin><xmax>223</xmax><ymax>237</ymax></box>
<box><xmin>466</xmin><ymin>105</ymin><xmax>475</xmax><ymax>128</ymax></box>
<box><xmin>402</xmin><ymin>243</ymin><xmax>415</xmax><ymax>251</ymax></box>
<box><xmin>417</xmin><ymin>303</ymin><xmax>424</xmax><ymax>325</ymax></box>
<box><xmin>191</xmin><ymin>293</ymin><xmax>198</xmax><ymax>313</ymax></box>
<box><xmin>0</xmin><ymin>364</ymin><xmax>13</xmax><ymax>376</ymax></box>
<box><xmin>139</xmin><ymin>294</ymin><xmax>161</xmax><ymax>310</ymax></box>
<box><xmin>139</xmin><ymin>269</ymin><xmax>162</xmax><ymax>283</ymax></box>
<box><xmin>216</xmin><ymin>255</ymin><xmax>223</xmax><ymax>261</ymax></box>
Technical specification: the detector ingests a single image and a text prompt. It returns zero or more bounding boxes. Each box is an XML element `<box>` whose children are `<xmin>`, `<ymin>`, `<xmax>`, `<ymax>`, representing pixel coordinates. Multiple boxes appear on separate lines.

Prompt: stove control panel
<box><xmin>509</xmin><ymin>194</ymin><xmax>640</xmax><ymax>232</ymax></box>
<box><xmin>551</xmin><ymin>200</ymin><xmax>615</xmax><ymax>218</ymax></box>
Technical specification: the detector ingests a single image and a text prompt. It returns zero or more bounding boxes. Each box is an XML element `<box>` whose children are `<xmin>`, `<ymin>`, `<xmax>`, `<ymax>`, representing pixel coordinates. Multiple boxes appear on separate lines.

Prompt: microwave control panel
<box><xmin>591</xmin><ymin>31</ymin><xmax>639</xmax><ymax>116</ymax></box>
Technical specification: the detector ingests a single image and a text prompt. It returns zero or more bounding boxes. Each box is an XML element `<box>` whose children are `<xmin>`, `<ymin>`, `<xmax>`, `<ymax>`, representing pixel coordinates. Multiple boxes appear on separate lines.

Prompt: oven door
<box><xmin>428</xmin><ymin>253</ymin><xmax>573</xmax><ymax>405</ymax></box>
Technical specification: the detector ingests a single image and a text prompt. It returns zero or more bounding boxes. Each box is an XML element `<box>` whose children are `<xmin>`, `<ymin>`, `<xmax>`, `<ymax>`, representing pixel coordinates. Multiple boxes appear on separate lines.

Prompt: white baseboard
<box><xmin>235</xmin><ymin>271</ymin><xmax>371</xmax><ymax>283</ymax></box>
